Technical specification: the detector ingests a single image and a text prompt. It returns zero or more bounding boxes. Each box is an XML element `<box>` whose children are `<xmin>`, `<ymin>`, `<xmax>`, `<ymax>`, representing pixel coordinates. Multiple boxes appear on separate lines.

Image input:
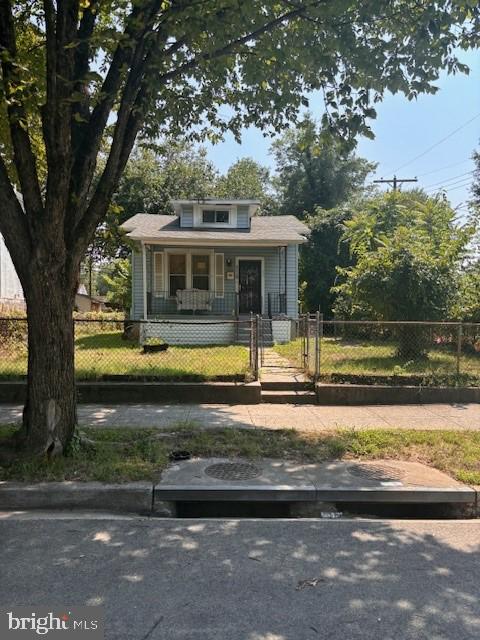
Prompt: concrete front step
<box><xmin>261</xmin><ymin>380</ymin><xmax>313</xmax><ymax>391</ymax></box>
<box><xmin>261</xmin><ymin>389</ymin><xmax>317</xmax><ymax>404</ymax></box>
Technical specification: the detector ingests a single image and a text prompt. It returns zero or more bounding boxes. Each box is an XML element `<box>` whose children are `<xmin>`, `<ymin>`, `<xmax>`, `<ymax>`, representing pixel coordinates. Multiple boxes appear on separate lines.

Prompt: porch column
<box><xmin>142</xmin><ymin>242</ymin><xmax>147</xmax><ymax>320</ymax></box>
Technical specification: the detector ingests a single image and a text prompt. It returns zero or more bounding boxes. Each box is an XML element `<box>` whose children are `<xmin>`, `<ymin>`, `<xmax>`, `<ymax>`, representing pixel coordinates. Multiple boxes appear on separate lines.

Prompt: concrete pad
<box><xmin>155</xmin><ymin>457</ymin><xmax>316</xmax><ymax>502</ymax></box>
<box><xmin>154</xmin><ymin>457</ymin><xmax>475</xmax><ymax>505</ymax></box>
<box><xmin>307</xmin><ymin>460</ymin><xmax>475</xmax><ymax>503</ymax></box>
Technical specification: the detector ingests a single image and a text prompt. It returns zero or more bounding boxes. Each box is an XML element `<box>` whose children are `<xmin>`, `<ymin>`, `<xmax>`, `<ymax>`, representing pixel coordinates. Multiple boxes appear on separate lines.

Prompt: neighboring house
<box><xmin>0</xmin><ymin>237</ymin><xmax>106</xmax><ymax>314</ymax></box>
<box><xmin>122</xmin><ymin>199</ymin><xmax>309</xmax><ymax>343</ymax></box>
<box><xmin>75</xmin><ymin>285</ymin><xmax>107</xmax><ymax>313</ymax></box>
<box><xmin>0</xmin><ymin>233</ymin><xmax>25</xmax><ymax>310</ymax></box>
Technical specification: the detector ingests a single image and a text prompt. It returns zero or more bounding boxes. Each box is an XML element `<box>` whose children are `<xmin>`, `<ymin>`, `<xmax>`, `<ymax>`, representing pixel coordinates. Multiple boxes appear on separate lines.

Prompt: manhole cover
<box><xmin>348</xmin><ymin>464</ymin><xmax>405</xmax><ymax>483</ymax></box>
<box><xmin>204</xmin><ymin>462</ymin><xmax>262</xmax><ymax>481</ymax></box>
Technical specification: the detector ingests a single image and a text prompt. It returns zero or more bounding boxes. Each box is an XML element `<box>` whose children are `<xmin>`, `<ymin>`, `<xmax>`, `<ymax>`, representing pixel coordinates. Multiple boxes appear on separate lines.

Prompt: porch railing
<box><xmin>267</xmin><ymin>292</ymin><xmax>287</xmax><ymax>317</ymax></box>
<box><xmin>146</xmin><ymin>290</ymin><xmax>288</xmax><ymax>318</ymax></box>
<box><xmin>148</xmin><ymin>291</ymin><xmax>239</xmax><ymax>317</ymax></box>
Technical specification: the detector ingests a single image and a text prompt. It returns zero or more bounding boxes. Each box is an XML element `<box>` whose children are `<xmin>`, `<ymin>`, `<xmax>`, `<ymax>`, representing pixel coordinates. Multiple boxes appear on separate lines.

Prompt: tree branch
<box><xmin>0</xmin><ymin>0</ymin><xmax>43</xmax><ymax>218</ymax></box>
<box><xmin>155</xmin><ymin>1</ymin><xmax>323</xmax><ymax>87</ymax></box>
<box><xmin>42</xmin><ymin>0</ymin><xmax>57</xmax><ymax>164</ymax></box>
<box><xmin>68</xmin><ymin>0</ymin><xmax>164</xmax><ymax>219</ymax></box>
<box><xmin>72</xmin><ymin>1</ymin><xmax>99</xmax><ymax>152</ymax></box>
<box><xmin>70</xmin><ymin>0</ymin><xmax>325</xmax><ymax>254</ymax></box>
<box><xmin>0</xmin><ymin>155</ymin><xmax>32</xmax><ymax>285</ymax></box>
<box><xmin>43</xmin><ymin>0</ymin><xmax>79</xmax><ymax>223</ymax></box>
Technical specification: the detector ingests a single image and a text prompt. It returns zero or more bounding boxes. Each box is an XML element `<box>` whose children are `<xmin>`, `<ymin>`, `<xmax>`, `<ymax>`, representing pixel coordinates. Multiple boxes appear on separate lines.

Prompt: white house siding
<box><xmin>131</xmin><ymin>243</ymin><xmax>301</xmax><ymax>320</ymax></box>
<box><xmin>0</xmin><ymin>233</ymin><xmax>24</xmax><ymax>303</ymax></box>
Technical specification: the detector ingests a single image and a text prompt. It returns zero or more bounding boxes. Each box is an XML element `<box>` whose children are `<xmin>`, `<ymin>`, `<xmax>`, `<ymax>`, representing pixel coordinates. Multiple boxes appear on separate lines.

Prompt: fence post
<box><xmin>315</xmin><ymin>311</ymin><xmax>323</xmax><ymax>381</ymax></box>
<box><xmin>255</xmin><ymin>314</ymin><xmax>260</xmax><ymax>380</ymax></box>
<box><xmin>304</xmin><ymin>314</ymin><xmax>310</xmax><ymax>372</ymax></box>
<box><xmin>249</xmin><ymin>315</ymin><xmax>254</xmax><ymax>374</ymax></box>
<box><xmin>456</xmin><ymin>322</ymin><xmax>463</xmax><ymax>377</ymax></box>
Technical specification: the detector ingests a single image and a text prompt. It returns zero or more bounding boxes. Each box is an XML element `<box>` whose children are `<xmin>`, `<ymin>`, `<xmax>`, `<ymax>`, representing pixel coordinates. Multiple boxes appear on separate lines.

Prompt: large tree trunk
<box><xmin>22</xmin><ymin>271</ymin><xmax>77</xmax><ymax>455</ymax></box>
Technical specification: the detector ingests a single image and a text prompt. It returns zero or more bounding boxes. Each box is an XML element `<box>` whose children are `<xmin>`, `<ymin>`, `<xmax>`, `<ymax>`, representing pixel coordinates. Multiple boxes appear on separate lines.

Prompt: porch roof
<box><xmin>122</xmin><ymin>214</ymin><xmax>309</xmax><ymax>245</ymax></box>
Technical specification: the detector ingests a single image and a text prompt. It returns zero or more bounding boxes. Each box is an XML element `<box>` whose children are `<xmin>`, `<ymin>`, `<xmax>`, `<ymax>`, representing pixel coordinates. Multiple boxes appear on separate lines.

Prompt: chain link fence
<box><xmin>0</xmin><ymin>317</ymin><xmax>256</xmax><ymax>382</ymax></box>
<box><xmin>3</xmin><ymin>315</ymin><xmax>478</xmax><ymax>387</ymax></box>
<box><xmin>276</xmin><ymin>316</ymin><xmax>480</xmax><ymax>386</ymax></box>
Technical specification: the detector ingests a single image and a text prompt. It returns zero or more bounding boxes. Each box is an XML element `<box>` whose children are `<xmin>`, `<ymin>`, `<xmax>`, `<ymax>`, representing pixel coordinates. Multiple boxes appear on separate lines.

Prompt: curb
<box><xmin>0</xmin><ymin>380</ymin><xmax>262</xmax><ymax>405</ymax></box>
<box><xmin>0</xmin><ymin>481</ymin><xmax>155</xmax><ymax>514</ymax></box>
<box><xmin>0</xmin><ymin>481</ymin><xmax>478</xmax><ymax>517</ymax></box>
<box><xmin>316</xmin><ymin>383</ymin><xmax>480</xmax><ymax>405</ymax></box>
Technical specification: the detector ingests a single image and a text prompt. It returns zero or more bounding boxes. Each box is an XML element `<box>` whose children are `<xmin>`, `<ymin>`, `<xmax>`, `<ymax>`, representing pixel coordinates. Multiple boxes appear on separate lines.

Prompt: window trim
<box><xmin>193</xmin><ymin>205</ymin><xmax>236</xmax><ymax>228</ymax></box>
<box><xmin>162</xmin><ymin>248</ymin><xmax>214</xmax><ymax>298</ymax></box>
<box><xmin>202</xmin><ymin>209</ymin><xmax>230</xmax><ymax>225</ymax></box>
<box><xmin>168</xmin><ymin>252</ymin><xmax>187</xmax><ymax>298</ymax></box>
<box><xmin>191</xmin><ymin>253</ymin><xmax>211</xmax><ymax>291</ymax></box>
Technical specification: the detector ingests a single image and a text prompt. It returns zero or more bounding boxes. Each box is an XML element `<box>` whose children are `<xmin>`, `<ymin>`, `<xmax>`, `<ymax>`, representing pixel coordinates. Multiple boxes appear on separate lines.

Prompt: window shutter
<box><xmin>215</xmin><ymin>253</ymin><xmax>224</xmax><ymax>298</ymax></box>
<box><xmin>153</xmin><ymin>252</ymin><xmax>164</xmax><ymax>297</ymax></box>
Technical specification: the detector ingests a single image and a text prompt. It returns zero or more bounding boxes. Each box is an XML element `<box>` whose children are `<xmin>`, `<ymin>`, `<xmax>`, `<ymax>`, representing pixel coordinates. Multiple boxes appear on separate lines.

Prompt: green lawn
<box><xmin>1</xmin><ymin>424</ymin><xmax>479</xmax><ymax>484</ymax></box>
<box><xmin>0</xmin><ymin>331</ymin><xmax>250</xmax><ymax>381</ymax></box>
<box><xmin>274</xmin><ymin>337</ymin><xmax>480</xmax><ymax>383</ymax></box>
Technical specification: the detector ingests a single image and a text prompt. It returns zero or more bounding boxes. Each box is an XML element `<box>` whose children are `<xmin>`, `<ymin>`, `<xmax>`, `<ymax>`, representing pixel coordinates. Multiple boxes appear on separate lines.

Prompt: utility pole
<box><xmin>374</xmin><ymin>175</ymin><xmax>418</xmax><ymax>191</ymax></box>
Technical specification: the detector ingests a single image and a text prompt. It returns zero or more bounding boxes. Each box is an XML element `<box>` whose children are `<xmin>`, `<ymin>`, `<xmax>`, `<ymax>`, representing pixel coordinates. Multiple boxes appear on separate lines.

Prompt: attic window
<box><xmin>202</xmin><ymin>209</ymin><xmax>229</xmax><ymax>224</ymax></box>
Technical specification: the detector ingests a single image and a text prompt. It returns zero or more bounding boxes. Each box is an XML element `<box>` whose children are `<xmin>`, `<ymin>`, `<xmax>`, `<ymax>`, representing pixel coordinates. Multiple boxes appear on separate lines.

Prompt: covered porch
<box><xmin>132</xmin><ymin>243</ymin><xmax>295</xmax><ymax>320</ymax></box>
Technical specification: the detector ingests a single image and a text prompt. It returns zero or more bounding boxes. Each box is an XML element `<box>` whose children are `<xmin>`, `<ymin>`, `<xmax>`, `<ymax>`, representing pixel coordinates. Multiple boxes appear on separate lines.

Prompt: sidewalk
<box><xmin>1</xmin><ymin>402</ymin><xmax>480</xmax><ymax>431</ymax></box>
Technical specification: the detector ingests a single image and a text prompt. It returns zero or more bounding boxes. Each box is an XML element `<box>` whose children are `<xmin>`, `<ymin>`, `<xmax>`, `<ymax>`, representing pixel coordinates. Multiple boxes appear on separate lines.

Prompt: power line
<box><xmin>424</xmin><ymin>171</ymin><xmax>474</xmax><ymax>189</ymax></box>
<box><xmin>416</xmin><ymin>158</ymin><xmax>471</xmax><ymax>178</ymax></box>
<box><xmin>426</xmin><ymin>180</ymin><xmax>472</xmax><ymax>194</ymax></box>
<box><xmin>391</xmin><ymin>111</ymin><xmax>480</xmax><ymax>174</ymax></box>
<box><xmin>423</xmin><ymin>170</ymin><xmax>474</xmax><ymax>190</ymax></box>
<box><xmin>426</xmin><ymin>175</ymin><xmax>473</xmax><ymax>190</ymax></box>
<box><xmin>427</xmin><ymin>180</ymin><xmax>473</xmax><ymax>195</ymax></box>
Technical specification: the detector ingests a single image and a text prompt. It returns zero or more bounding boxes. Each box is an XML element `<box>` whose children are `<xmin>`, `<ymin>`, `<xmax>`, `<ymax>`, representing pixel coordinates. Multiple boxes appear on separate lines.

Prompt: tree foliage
<box><xmin>215</xmin><ymin>157</ymin><xmax>269</xmax><ymax>197</ymax></box>
<box><xmin>333</xmin><ymin>192</ymin><xmax>475</xmax><ymax>356</ymax></box>
<box><xmin>271</xmin><ymin>115</ymin><xmax>375</xmax><ymax>314</ymax></box>
<box><xmin>471</xmin><ymin>145</ymin><xmax>480</xmax><ymax>213</ymax></box>
<box><xmin>97</xmin><ymin>258</ymin><xmax>131</xmax><ymax>310</ymax></box>
<box><xmin>272</xmin><ymin>114</ymin><xmax>376</xmax><ymax>218</ymax></box>
<box><xmin>334</xmin><ymin>192</ymin><xmax>474</xmax><ymax>322</ymax></box>
<box><xmin>301</xmin><ymin>205</ymin><xmax>357</xmax><ymax>315</ymax></box>
<box><xmin>94</xmin><ymin>142</ymin><xmax>217</xmax><ymax>259</ymax></box>
<box><xmin>0</xmin><ymin>0</ymin><xmax>478</xmax><ymax>453</ymax></box>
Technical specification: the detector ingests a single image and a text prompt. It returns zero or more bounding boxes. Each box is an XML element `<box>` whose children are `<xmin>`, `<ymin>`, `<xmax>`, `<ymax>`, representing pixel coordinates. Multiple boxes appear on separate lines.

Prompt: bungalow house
<box><xmin>123</xmin><ymin>199</ymin><xmax>309</xmax><ymax>344</ymax></box>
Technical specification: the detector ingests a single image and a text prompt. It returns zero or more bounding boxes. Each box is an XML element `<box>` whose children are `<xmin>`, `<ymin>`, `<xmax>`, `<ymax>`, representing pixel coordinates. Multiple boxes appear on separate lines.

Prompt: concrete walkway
<box><xmin>1</xmin><ymin>402</ymin><xmax>480</xmax><ymax>431</ymax></box>
<box><xmin>260</xmin><ymin>348</ymin><xmax>308</xmax><ymax>384</ymax></box>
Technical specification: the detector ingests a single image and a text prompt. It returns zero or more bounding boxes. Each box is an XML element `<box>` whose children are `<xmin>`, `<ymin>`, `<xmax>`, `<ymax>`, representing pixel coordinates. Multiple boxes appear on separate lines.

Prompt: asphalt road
<box><xmin>1</xmin><ymin>514</ymin><xmax>479</xmax><ymax>640</ymax></box>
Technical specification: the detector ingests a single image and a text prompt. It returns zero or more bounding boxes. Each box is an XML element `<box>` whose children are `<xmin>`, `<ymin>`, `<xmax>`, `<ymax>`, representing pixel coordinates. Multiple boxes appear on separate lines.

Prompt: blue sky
<box><xmin>205</xmin><ymin>48</ymin><xmax>480</xmax><ymax>213</ymax></box>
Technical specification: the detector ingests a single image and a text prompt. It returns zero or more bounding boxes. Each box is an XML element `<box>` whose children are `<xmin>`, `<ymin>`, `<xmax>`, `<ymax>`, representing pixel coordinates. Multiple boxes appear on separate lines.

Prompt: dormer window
<box><xmin>202</xmin><ymin>209</ymin><xmax>230</xmax><ymax>224</ymax></box>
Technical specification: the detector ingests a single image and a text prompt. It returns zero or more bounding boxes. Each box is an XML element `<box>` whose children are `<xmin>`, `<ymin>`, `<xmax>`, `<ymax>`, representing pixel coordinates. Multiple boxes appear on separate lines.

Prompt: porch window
<box><xmin>169</xmin><ymin>253</ymin><xmax>186</xmax><ymax>296</ymax></box>
<box><xmin>202</xmin><ymin>209</ymin><xmax>229</xmax><ymax>224</ymax></box>
<box><xmin>192</xmin><ymin>254</ymin><xmax>210</xmax><ymax>291</ymax></box>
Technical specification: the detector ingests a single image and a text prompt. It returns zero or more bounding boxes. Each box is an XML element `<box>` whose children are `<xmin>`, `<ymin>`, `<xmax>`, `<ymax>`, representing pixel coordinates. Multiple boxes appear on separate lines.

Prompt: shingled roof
<box><xmin>122</xmin><ymin>213</ymin><xmax>309</xmax><ymax>245</ymax></box>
